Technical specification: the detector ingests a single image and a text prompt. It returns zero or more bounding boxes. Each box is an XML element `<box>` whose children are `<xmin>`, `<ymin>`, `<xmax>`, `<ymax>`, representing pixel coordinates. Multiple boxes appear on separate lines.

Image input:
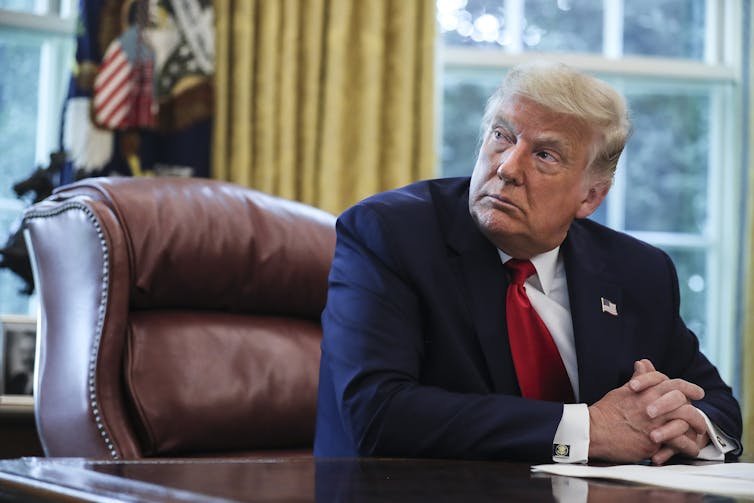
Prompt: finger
<box><xmin>696</xmin><ymin>431</ymin><xmax>710</xmax><ymax>450</ymax></box>
<box><xmin>630</xmin><ymin>359</ymin><xmax>655</xmax><ymax>380</ymax></box>
<box><xmin>651</xmin><ymin>445</ymin><xmax>676</xmax><ymax>465</ymax></box>
<box><xmin>659</xmin><ymin>431</ymin><xmax>702</xmax><ymax>459</ymax></box>
<box><xmin>628</xmin><ymin>370</ymin><xmax>669</xmax><ymax>392</ymax></box>
<box><xmin>646</xmin><ymin>389</ymin><xmax>691</xmax><ymax>418</ymax></box>
<box><xmin>632</xmin><ymin>360</ymin><xmax>647</xmax><ymax>377</ymax></box>
<box><xmin>647</xmin><ymin>404</ymin><xmax>708</xmax><ymax>443</ymax></box>
<box><xmin>649</xmin><ymin>418</ymin><xmax>689</xmax><ymax>443</ymax></box>
<box><xmin>651</xmin><ymin>378</ymin><xmax>705</xmax><ymax>402</ymax></box>
<box><xmin>671</xmin><ymin>405</ymin><xmax>707</xmax><ymax>435</ymax></box>
<box><xmin>637</xmin><ymin>359</ymin><xmax>656</xmax><ymax>373</ymax></box>
<box><xmin>688</xmin><ymin>408</ymin><xmax>707</xmax><ymax>435</ymax></box>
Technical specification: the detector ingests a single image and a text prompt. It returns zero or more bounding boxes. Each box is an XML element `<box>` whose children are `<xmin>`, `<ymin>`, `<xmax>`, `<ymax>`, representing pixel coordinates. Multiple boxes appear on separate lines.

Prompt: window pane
<box><xmin>665</xmin><ymin>247</ymin><xmax>708</xmax><ymax>351</ymax></box>
<box><xmin>622</xmin><ymin>87</ymin><xmax>709</xmax><ymax>234</ymax></box>
<box><xmin>438</xmin><ymin>0</ymin><xmax>603</xmax><ymax>52</ymax></box>
<box><xmin>0</xmin><ymin>34</ymin><xmax>41</xmax><ymax>316</ymax></box>
<box><xmin>0</xmin><ymin>37</ymin><xmax>40</xmax><ymax>199</ymax></box>
<box><xmin>588</xmin><ymin>195</ymin><xmax>607</xmax><ymax>225</ymax></box>
<box><xmin>441</xmin><ymin>73</ymin><xmax>498</xmax><ymax>177</ymax></box>
<box><xmin>523</xmin><ymin>0</ymin><xmax>603</xmax><ymax>53</ymax></box>
<box><xmin>438</xmin><ymin>0</ymin><xmax>507</xmax><ymax>48</ymax></box>
<box><xmin>623</xmin><ymin>0</ymin><xmax>706</xmax><ymax>60</ymax></box>
<box><xmin>0</xmin><ymin>1</ymin><xmax>38</xmax><ymax>14</ymax></box>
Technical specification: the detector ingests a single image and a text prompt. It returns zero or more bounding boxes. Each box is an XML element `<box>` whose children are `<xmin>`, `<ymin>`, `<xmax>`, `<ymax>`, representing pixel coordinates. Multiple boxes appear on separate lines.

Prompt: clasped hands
<box><xmin>588</xmin><ymin>359</ymin><xmax>709</xmax><ymax>465</ymax></box>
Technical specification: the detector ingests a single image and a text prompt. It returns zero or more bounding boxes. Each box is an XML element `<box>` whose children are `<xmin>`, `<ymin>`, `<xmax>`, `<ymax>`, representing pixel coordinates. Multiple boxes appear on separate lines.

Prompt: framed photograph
<box><xmin>0</xmin><ymin>315</ymin><xmax>37</xmax><ymax>398</ymax></box>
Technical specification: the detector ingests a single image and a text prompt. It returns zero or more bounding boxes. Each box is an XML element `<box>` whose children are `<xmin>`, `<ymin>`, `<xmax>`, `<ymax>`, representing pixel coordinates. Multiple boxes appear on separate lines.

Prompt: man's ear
<box><xmin>576</xmin><ymin>181</ymin><xmax>610</xmax><ymax>219</ymax></box>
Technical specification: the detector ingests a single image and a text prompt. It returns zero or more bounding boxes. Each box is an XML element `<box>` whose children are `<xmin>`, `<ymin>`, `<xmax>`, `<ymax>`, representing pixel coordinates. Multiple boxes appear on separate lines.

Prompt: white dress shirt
<box><xmin>498</xmin><ymin>247</ymin><xmax>734</xmax><ymax>463</ymax></box>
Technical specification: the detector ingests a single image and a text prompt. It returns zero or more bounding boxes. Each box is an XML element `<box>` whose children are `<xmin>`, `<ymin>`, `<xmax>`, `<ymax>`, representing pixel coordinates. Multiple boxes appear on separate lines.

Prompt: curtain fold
<box><xmin>213</xmin><ymin>0</ymin><xmax>435</xmax><ymax>215</ymax></box>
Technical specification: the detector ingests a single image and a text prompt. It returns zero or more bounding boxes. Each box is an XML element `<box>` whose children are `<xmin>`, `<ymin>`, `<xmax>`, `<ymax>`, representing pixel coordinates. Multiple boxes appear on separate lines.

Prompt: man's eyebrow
<box><xmin>490</xmin><ymin>118</ymin><xmax>571</xmax><ymax>149</ymax></box>
<box><xmin>536</xmin><ymin>135</ymin><xmax>571</xmax><ymax>149</ymax></box>
<box><xmin>536</xmin><ymin>136</ymin><xmax>574</xmax><ymax>163</ymax></box>
<box><xmin>490</xmin><ymin>116</ymin><xmax>516</xmax><ymax>133</ymax></box>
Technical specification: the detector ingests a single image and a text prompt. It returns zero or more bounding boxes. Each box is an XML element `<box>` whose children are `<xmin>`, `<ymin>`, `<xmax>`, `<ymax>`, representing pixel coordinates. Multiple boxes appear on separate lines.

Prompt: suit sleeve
<box><xmin>319</xmin><ymin>203</ymin><xmax>564</xmax><ymax>461</ymax></box>
<box><xmin>659</xmin><ymin>251</ymin><xmax>743</xmax><ymax>456</ymax></box>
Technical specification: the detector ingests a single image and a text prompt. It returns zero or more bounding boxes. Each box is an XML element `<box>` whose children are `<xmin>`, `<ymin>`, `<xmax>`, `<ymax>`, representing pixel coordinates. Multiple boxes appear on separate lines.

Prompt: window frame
<box><xmin>435</xmin><ymin>0</ymin><xmax>746</xmax><ymax>385</ymax></box>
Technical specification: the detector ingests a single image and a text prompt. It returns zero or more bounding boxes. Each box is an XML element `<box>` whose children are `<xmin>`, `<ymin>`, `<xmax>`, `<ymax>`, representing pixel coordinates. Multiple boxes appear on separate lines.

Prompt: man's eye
<box><xmin>536</xmin><ymin>151</ymin><xmax>556</xmax><ymax>161</ymax></box>
<box><xmin>492</xmin><ymin>130</ymin><xmax>508</xmax><ymax>141</ymax></box>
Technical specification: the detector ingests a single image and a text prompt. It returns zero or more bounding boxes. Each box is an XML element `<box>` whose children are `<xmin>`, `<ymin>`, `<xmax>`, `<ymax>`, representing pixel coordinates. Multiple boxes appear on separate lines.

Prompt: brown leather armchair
<box><xmin>23</xmin><ymin>177</ymin><xmax>336</xmax><ymax>459</ymax></box>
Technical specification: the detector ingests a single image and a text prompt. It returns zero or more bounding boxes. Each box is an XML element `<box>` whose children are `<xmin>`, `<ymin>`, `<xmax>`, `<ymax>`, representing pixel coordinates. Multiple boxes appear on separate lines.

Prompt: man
<box><xmin>314</xmin><ymin>61</ymin><xmax>742</xmax><ymax>464</ymax></box>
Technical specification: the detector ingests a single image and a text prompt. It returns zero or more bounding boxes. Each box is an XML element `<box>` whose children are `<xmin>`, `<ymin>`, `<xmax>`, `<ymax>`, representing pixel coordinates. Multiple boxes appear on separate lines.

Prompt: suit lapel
<box><xmin>562</xmin><ymin>222</ymin><xmax>628</xmax><ymax>404</ymax></box>
<box><xmin>445</xmin><ymin>185</ymin><xmax>517</xmax><ymax>393</ymax></box>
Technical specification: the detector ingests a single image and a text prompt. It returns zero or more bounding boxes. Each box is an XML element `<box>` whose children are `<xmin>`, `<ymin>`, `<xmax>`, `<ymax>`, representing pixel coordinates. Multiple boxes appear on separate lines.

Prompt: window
<box><xmin>0</xmin><ymin>0</ymin><xmax>76</xmax><ymax>315</ymax></box>
<box><xmin>437</xmin><ymin>0</ymin><xmax>747</xmax><ymax>387</ymax></box>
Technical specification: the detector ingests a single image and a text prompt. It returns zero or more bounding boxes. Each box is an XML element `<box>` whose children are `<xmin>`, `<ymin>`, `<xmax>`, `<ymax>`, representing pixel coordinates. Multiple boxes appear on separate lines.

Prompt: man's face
<box><xmin>469</xmin><ymin>95</ymin><xmax>608</xmax><ymax>258</ymax></box>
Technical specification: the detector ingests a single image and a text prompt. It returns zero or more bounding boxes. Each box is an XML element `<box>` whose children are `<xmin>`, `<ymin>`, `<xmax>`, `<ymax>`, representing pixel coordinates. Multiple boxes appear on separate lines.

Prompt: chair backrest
<box><xmin>23</xmin><ymin>177</ymin><xmax>336</xmax><ymax>459</ymax></box>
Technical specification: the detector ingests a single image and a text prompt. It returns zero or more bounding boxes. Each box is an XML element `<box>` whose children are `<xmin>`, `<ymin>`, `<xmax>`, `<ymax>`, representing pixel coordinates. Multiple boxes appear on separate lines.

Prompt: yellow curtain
<box><xmin>213</xmin><ymin>0</ymin><xmax>435</xmax><ymax>215</ymax></box>
<box><xmin>744</xmin><ymin>0</ymin><xmax>754</xmax><ymax>458</ymax></box>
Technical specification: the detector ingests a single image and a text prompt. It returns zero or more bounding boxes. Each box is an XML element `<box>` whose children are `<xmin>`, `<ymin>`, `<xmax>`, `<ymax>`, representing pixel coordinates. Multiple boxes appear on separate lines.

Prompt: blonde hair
<box><xmin>481</xmin><ymin>61</ymin><xmax>631</xmax><ymax>183</ymax></box>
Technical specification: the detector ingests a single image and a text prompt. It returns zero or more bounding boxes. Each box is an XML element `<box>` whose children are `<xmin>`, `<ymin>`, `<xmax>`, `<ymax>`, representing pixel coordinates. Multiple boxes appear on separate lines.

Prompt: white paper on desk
<box><xmin>531</xmin><ymin>463</ymin><xmax>754</xmax><ymax>498</ymax></box>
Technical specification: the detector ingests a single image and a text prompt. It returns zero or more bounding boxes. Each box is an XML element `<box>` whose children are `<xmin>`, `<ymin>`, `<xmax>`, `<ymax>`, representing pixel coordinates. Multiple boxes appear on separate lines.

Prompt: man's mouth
<box><xmin>485</xmin><ymin>194</ymin><xmax>521</xmax><ymax>212</ymax></box>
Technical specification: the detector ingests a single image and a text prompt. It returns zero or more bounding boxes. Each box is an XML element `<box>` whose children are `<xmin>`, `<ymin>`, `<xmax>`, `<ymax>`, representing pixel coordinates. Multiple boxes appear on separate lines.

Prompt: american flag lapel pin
<box><xmin>601</xmin><ymin>297</ymin><xmax>618</xmax><ymax>316</ymax></box>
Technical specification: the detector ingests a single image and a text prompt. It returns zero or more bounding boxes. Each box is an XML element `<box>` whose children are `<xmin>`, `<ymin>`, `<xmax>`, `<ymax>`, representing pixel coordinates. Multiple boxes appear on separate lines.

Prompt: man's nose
<box><xmin>496</xmin><ymin>145</ymin><xmax>525</xmax><ymax>185</ymax></box>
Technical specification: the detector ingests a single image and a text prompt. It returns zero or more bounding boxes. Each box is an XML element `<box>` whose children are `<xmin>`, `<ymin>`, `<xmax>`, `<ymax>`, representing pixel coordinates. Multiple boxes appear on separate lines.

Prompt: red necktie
<box><xmin>504</xmin><ymin>259</ymin><xmax>574</xmax><ymax>402</ymax></box>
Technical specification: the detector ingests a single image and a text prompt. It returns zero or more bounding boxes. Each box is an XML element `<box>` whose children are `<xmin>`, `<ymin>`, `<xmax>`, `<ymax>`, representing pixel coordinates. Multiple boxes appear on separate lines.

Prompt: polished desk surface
<box><xmin>0</xmin><ymin>455</ymin><xmax>749</xmax><ymax>502</ymax></box>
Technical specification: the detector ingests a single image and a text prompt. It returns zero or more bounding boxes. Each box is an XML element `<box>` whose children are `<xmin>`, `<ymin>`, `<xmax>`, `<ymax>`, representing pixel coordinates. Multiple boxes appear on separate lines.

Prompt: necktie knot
<box><xmin>505</xmin><ymin>259</ymin><xmax>535</xmax><ymax>285</ymax></box>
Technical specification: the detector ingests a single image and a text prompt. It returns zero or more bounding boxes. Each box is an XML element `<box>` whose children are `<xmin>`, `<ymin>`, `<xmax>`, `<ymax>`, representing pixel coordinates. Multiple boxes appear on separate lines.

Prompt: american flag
<box><xmin>93</xmin><ymin>29</ymin><xmax>155</xmax><ymax>130</ymax></box>
<box><xmin>600</xmin><ymin>297</ymin><xmax>618</xmax><ymax>316</ymax></box>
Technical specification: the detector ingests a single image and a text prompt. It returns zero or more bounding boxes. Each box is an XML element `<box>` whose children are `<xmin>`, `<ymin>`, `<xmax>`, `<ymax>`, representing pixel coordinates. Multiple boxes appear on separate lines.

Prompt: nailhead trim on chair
<box><xmin>24</xmin><ymin>202</ymin><xmax>119</xmax><ymax>459</ymax></box>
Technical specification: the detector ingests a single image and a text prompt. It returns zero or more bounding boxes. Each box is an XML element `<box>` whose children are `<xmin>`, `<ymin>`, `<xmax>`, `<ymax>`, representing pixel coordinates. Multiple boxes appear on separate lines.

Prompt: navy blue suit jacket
<box><xmin>314</xmin><ymin>177</ymin><xmax>742</xmax><ymax>461</ymax></box>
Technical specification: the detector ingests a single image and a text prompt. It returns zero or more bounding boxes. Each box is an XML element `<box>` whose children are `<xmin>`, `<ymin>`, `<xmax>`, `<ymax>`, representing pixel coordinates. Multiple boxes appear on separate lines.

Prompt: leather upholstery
<box><xmin>23</xmin><ymin>177</ymin><xmax>336</xmax><ymax>459</ymax></box>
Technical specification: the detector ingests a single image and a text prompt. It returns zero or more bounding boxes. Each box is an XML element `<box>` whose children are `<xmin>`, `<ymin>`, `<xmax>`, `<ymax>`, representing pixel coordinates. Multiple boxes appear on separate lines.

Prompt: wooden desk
<box><xmin>0</xmin><ymin>456</ymin><xmax>741</xmax><ymax>502</ymax></box>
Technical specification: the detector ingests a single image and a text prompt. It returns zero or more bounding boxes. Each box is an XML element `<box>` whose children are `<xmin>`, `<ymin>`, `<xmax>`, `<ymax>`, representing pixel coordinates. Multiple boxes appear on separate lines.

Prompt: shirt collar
<box><xmin>498</xmin><ymin>246</ymin><xmax>561</xmax><ymax>296</ymax></box>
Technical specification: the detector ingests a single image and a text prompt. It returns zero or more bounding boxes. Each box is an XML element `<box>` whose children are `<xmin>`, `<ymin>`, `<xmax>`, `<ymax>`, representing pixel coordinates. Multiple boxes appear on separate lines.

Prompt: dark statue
<box><xmin>0</xmin><ymin>151</ymin><xmax>67</xmax><ymax>294</ymax></box>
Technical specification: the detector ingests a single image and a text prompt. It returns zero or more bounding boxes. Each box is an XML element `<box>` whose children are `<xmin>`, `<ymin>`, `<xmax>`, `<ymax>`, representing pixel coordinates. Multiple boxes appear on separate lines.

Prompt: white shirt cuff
<box><xmin>552</xmin><ymin>403</ymin><xmax>589</xmax><ymax>463</ymax></box>
<box><xmin>695</xmin><ymin>408</ymin><xmax>736</xmax><ymax>461</ymax></box>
